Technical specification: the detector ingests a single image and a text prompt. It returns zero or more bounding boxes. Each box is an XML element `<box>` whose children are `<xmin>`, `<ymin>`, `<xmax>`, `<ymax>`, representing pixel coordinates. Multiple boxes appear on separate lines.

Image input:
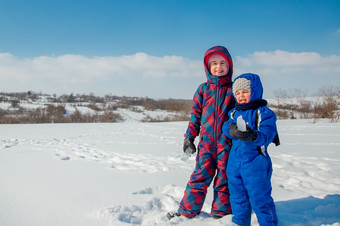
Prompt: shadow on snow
<box><xmin>276</xmin><ymin>194</ymin><xmax>340</xmax><ymax>226</ymax></box>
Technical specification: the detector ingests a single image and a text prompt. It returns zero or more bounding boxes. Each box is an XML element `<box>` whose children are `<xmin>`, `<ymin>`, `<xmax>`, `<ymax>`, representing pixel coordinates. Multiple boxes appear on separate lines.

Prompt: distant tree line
<box><xmin>271</xmin><ymin>86</ymin><xmax>340</xmax><ymax>123</ymax></box>
<box><xmin>0</xmin><ymin>91</ymin><xmax>192</xmax><ymax>124</ymax></box>
<box><xmin>0</xmin><ymin>87</ymin><xmax>339</xmax><ymax>124</ymax></box>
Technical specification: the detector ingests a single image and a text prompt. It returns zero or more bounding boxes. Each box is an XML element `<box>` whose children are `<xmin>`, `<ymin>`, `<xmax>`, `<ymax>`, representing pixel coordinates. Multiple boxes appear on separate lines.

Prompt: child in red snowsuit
<box><xmin>170</xmin><ymin>46</ymin><xmax>235</xmax><ymax>219</ymax></box>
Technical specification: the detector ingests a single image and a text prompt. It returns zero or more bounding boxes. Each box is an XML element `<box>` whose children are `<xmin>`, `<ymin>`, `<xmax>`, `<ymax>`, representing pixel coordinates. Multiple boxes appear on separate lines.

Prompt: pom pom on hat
<box><xmin>233</xmin><ymin>77</ymin><xmax>251</xmax><ymax>96</ymax></box>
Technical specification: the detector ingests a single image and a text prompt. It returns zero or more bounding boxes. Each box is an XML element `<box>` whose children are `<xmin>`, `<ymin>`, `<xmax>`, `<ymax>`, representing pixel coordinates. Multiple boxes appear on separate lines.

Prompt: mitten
<box><xmin>235</xmin><ymin>125</ymin><xmax>257</xmax><ymax>141</ymax></box>
<box><xmin>183</xmin><ymin>137</ymin><xmax>196</xmax><ymax>154</ymax></box>
<box><xmin>228</xmin><ymin>123</ymin><xmax>238</xmax><ymax>139</ymax></box>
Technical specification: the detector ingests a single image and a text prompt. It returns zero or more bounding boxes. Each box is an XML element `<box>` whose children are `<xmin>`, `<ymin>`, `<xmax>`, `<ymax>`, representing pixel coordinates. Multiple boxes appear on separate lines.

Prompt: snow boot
<box><xmin>166</xmin><ymin>211</ymin><xmax>181</xmax><ymax>220</ymax></box>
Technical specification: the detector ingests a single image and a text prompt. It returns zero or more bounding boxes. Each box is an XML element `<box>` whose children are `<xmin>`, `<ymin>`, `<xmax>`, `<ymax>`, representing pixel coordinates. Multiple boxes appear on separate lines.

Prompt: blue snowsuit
<box><xmin>222</xmin><ymin>73</ymin><xmax>278</xmax><ymax>226</ymax></box>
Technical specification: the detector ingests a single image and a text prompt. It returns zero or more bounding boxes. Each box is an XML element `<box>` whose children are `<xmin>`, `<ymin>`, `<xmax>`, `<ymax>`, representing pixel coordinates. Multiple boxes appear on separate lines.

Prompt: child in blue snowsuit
<box><xmin>222</xmin><ymin>73</ymin><xmax>278</xmax><ymax>226</ymax></box>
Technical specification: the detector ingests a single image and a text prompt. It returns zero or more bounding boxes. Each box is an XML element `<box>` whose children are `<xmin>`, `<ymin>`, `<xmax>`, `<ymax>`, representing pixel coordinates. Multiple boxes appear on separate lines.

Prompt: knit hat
<box><xmin>233</xmin><ymin>77</ymin><xmax>251</xmax><ymax>96</ymax></box>
<box><xmin>207</xmin><ymin>54</ymin><xmax>227</xmax><ymax>65</ymax></box>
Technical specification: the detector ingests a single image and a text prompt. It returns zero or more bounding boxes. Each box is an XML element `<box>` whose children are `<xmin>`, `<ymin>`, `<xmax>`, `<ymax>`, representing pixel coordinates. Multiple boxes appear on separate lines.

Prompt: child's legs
<box><xmin>211</xmin><ymin>150</ymin><xmax>232</xmax><ymax>217</ymax></box>
<box><xmin>243</xmin><ymin>156</ymin><xmax>278</xmax><ymax>226</ymax></box>
<box><xmin>227</xmin><ymin>164</ymin><xmax>252</xmax><ymax>225</ymax></box>
<box><xmin>178</xmin><ymin>146</ymin><xmax>216</xmax><ymax>218</ymax></box>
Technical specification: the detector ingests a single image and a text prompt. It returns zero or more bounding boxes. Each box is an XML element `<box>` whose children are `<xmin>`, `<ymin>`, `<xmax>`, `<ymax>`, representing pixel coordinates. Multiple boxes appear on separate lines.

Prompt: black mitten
<box><xmin>183</xmin><ymin>137</ymin><xmax>196</xmax><ymax>154</ymax></box>
<box><xmin>228</xmin><ymin>123</ymin><xmax>238</xmax><ymax>139</ymax></box>
<box><xmin>235</xmin><ymin>125</ymin><xmax>257</xmax><ymax>141</ymax></box>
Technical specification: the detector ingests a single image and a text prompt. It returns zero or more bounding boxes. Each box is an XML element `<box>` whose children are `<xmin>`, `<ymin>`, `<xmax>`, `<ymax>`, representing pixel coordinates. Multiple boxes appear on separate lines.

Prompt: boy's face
<box><xmin>235</xmin><ymin>89</ymin><xmax>251</xmax><ymax>104</ymax></box>
<box><xmin>209</xmin><ymin>60</ymin><xmax>229</xmax><ymax>76</ymax></box>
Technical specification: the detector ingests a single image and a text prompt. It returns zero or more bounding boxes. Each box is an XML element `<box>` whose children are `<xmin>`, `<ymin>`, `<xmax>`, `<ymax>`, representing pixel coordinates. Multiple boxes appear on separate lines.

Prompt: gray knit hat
<box><xmin>232</xmin><ymin>77</ymin><xmax>251</xmax><ymax>96</ymax></box>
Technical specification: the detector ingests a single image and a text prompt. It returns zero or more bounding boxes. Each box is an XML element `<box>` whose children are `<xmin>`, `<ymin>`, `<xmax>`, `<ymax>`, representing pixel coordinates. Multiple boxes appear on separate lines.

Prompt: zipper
<box><xmin>213</xmin><ymin>79</ymin><xmax>220</xmax><ymax>145</ymax></box>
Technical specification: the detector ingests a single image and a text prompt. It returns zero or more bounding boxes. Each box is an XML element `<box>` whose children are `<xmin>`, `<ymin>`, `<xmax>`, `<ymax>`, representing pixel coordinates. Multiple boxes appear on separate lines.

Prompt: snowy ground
<box><xmin>0</xmin><ymin>119</ymin><xmax>340</xmax><ymax>226</ymax></box>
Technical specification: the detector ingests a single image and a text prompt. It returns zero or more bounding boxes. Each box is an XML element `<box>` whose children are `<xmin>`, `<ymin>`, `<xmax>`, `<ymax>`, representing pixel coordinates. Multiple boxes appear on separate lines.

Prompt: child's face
<box><xmin>235</xmin><ymin>89</ymin><xmax>251</xmax><ymax>104</ymax></box>
<box><xmin>209</xmin><ymin>60</ymin><xmax>229</xmax><ymax>76</ymax></box>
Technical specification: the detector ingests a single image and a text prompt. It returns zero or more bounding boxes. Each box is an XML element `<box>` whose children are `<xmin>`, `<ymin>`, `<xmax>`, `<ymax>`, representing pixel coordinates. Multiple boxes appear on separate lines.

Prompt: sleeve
<box><xmin>222</xmin><ymin>109</ymin><xmax>236</xmax><ymax>140</ymax></box>
<box><xmin>253</xmin><ymin>107</ymin><xmax>277</xmax><ymax>147</ymax></box>
<box><xmin>184</xmin><ymin>84</ymin><xmax>204</xmax><ymax>139</ymax></box>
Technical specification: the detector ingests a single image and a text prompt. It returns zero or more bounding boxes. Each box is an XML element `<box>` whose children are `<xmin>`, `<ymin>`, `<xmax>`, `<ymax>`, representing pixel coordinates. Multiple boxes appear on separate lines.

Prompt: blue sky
<box><xmin>0</xmin><ymin>0</ymin><xmax>339</xmax><ymax>99</ymax></box>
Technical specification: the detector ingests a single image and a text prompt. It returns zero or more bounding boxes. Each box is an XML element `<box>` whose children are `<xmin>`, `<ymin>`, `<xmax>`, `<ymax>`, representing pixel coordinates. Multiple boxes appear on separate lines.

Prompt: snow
<box><xmin>0</xmin><ymin>119</ymin><xmax>339</xmax><ymax>226</ymax></box>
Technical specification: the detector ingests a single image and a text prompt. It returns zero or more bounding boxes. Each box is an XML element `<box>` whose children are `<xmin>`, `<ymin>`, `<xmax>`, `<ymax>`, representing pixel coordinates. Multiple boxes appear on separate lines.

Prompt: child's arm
<box><xmin>222</xmin><ymin>112</ymin><xmax>236</xmax><ymax>139</ymax></box>
<box><xmin>184</xmin><ymin>85</ymin><xmax>204</xmax><ymax>139</ymax></box>
<box><xmin>224</xmin><ymin>108</ymin><xmax>277</xmax><ymax>146</ymax></box>
<box><xmin>252</xmin><ymin>108</ymin><xmax>277</xmax><ymax>147</ymax></box>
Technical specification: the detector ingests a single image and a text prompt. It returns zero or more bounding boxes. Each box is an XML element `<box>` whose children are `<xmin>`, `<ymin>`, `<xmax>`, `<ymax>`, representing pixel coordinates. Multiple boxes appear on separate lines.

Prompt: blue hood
<box><xmin>233</xmin><ymin>73</ymin><xmax>263</xmax><ymax>102</ymax></box>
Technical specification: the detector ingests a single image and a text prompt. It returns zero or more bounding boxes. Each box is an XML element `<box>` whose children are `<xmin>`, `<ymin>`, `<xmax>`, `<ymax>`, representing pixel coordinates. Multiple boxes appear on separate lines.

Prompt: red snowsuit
<box><xmin>178</xmin><ymin>46</ymin><xmax>235</xmax><ymax>218</ymax></box>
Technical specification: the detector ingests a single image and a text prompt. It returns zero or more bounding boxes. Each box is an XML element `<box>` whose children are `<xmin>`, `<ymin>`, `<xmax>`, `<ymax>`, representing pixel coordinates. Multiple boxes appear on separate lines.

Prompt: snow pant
<box><xmin>178</xmin><ymin>143</ymin><xmax>232</xmax><ymax>218</ymax></box>
<box><xmin>227</xmin><ymin>152</ymin><xmax>278</xmax><ymax>226</ymax></box>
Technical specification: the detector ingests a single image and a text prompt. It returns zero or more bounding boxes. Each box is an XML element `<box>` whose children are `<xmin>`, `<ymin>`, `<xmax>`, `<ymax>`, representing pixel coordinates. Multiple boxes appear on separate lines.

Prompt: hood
<box><xmin>204</xmin><ymin>46</ymin><xmax>233</xmax><ymax>83</ymax></box>
<box><xmin>233</xmin><ymin>73</ymin><xmax>263</xmax><ymax>101</ymax></box>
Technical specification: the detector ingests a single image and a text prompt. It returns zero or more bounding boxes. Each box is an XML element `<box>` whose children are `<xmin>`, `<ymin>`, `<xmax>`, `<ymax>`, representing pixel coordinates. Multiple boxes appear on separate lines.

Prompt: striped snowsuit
<box><xmin>178</xmin><ymin>46</ymin><xmax>235</xmax><ymax>218</ymax></box>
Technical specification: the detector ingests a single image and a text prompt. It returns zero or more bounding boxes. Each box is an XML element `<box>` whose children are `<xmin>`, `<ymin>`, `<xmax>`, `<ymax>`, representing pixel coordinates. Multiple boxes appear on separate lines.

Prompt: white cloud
<box><xmin>1</xmin><ymin>50</ymin><xmax>339</xmax><ymax>98</ymax></box>
<box><xmin>235</xmin><ymin>50</ymin><xmax>340</xmax><ymax>76</ymax></box>
<box><xmin>234</xmin><ymin>50</ymin><xmax>340</xmax><ymax>97</ymax></box>
<box><xmin>0</xmin><ymin>52</ymin><xmax>202</xmax><ymax>97</ymax></box>
<box><xmin>0</xmin><ymin>52</ymin><xmax>201</xmax><ymax>81</ymax></box>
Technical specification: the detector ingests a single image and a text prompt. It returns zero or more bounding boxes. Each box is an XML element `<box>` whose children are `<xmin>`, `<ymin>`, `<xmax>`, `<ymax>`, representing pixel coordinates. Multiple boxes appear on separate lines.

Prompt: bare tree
<box><xmin>313</xmin><ymin>86</ymin><xmax>339</xmax><ymax>123</ymax></box>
